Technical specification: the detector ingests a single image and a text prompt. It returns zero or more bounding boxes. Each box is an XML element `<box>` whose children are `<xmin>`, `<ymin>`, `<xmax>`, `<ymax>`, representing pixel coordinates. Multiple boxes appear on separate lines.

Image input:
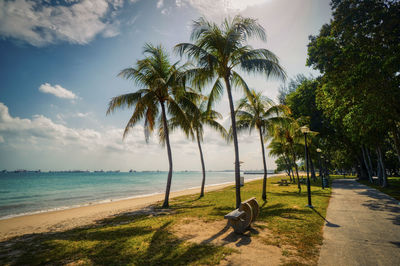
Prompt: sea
<box><xmin>0</xmin><ymin>171</ymin><xmax>274</xmax><ymax>220</ymax></box>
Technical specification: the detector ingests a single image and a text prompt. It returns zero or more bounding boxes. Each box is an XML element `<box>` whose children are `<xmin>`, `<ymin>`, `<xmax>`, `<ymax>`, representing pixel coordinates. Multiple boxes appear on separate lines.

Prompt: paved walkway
<box><xmin>318</xmin><ymin>179</ymin><xmax>400</xmax><ymax>266</ymax></box>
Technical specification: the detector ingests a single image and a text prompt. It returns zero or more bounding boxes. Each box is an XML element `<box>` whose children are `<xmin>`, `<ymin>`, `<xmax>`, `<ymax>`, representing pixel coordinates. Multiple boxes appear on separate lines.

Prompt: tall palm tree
<box><xmin>235</xmin><ymin>89</ymin><xmax>287</xmax><ymax>201</ymax></box>
<box><xmin>107</xmin><ymin>43</ymin><xmax>192</xmax><ymax>208</ymax></box>
<box><xmin>171</xmin><ymin>97</ymin><xmax>227</xmax><ymax>197</ymax></box>
<box><xmin>175</xmin><ymin>16</ymin><xmax>286</xmax><ymax>208</ymax></box>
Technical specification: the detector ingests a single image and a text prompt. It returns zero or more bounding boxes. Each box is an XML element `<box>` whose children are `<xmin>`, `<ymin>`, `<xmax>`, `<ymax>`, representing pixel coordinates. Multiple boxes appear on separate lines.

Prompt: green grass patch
<box><xmin>358</xmin><ymin>177</ymin><xmax>400</xmax><ymax>201</ymax></box>
<box><xmin>1</xmin><ymin>176</ymin><xmax>332</xmax><ymax>265</ymax></box>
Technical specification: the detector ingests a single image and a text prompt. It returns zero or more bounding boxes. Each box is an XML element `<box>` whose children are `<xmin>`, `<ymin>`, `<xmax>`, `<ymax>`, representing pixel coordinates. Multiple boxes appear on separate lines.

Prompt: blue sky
<box><xmin>0</xmin><ymin>0</ymin><xmax>331</xmax><ymax>171</ymax></box>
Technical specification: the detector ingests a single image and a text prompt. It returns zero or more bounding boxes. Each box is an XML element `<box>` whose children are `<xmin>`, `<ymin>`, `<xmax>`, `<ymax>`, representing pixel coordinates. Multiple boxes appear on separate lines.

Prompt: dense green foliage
<box><xmin>273</xmin><ymin>0</ymin><xmax>400</xmax><ymax>187</ymax></box>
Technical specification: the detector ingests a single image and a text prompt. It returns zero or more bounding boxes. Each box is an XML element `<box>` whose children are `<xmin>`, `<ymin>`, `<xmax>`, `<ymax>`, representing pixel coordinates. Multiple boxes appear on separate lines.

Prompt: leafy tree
<box><xmin>235</xmin><ymin>89</ymin><xmax>287</xmax><ymax>201</ymax></box>
<box><xmin>176</xmin><ymin>16</ymin><xmax>286</xmax><ymax>207</ymax></box>
<box><xmin>307</xmin><ymin>0</ymin><xmax>400</xmax><ymax>186</ymax></box>
<box><xmin>277</xmin><ymin>74</ymin><xmax>307</xmax><ymax>105</ymax></box>
<box><xmin>107</xmin><ymin>44</ymin><xmax>191</xmax><ymax>208</ymax></box>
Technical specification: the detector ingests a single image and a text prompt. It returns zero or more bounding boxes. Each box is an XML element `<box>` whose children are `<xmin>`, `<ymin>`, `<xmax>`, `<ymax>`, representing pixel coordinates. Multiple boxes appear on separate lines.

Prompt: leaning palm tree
<box><xmin>107</xmin><ymin>43</ymin><xmax>192</xmax><ymax>208</ymax></box>
<box><xmin>269</xmin><ymin>117</ymin><xmax>304</xmax><ymax>192</ymax></box>
<box><xmin>235</xmin><ymin>89</ymin><xmax>287</xmax><ymax>201</ymax></box>
<box><xmin>175</xmin><ymin>16</ymin><xmax>286</xmax><ymax>208</ymax></box>
<box><xmin>171</xmin><ymin>97</ymin><xmax>227</xmax><ymax>197</ymax></box>
<box><xmin>268</xmin><ymin>141</ymin><xmax>295</xmax><ymax>182</ymax></box>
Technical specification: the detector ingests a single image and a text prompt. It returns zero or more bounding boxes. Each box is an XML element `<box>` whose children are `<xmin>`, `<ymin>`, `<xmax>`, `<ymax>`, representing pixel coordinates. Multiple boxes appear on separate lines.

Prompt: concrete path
<box><xmin>318</xmin><ymin>179</ymin><xmax>400</xmax><ymax>266</ymax></box>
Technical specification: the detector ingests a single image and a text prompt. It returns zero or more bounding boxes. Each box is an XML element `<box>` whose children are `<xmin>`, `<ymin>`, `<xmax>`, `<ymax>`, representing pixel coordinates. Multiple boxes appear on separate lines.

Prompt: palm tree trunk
<box><xmin>292</xmin><ymin>152</ymin><xmax>301</xmax><ymax>193</ymax></box>
<box><xmin>289</xmin><ymin>164</ymin><xmax>294</xmax><ymax>182</ymax></box>
<box><xmin>258</xmin><ymin>127</ymin><xmax>268</xmax><ymax>201</ymax></box>
<box><xmin>161</xmin><ymin>101</ymin><xmax>173</xmax><ymax>208</ymax></box>
<box><xmin>197</xmin><ymin>131</ymin><xmax>206</xmax><ymax>197</ymax></box>
<box><xmin>224</xmin><ymin>76</ymin><xmax>241</xmax><ymax>208</ymax></box>
<box><xmin>309</xmin><ymin>151</ymin><xmax>316</xmax><ymax>182</ymax></box>
<box><xmin>284</xmin><ymin>156</ymin><xmax>293</xmax><ymax>182</ymax></box>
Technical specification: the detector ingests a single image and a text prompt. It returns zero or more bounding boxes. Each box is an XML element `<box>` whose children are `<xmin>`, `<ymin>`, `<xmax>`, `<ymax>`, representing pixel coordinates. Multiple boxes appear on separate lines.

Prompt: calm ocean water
<box><xmin>0</xmin><ymin>171</ymin><xmax>272</xmax><ymax>219</ymax></box>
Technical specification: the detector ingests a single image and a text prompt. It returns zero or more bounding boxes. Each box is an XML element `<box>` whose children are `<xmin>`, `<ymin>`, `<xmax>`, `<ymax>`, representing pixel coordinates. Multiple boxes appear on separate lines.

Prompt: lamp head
<box><xmin>316</xmin><ymin>148</ymin><xmax>322</xmax><ymax>153</ymax></box>
<box><xmin>300</xmin><ymin>126</ymin><xmax>310</xmax><ymax>134</ymax></box>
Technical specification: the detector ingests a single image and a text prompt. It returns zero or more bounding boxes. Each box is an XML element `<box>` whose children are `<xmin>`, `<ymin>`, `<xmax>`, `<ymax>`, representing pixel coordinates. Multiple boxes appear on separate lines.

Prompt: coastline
<box><xmin>0</xmin><ymin>175</ymin><xmax>278</xmax><ymax>241</ymax></box>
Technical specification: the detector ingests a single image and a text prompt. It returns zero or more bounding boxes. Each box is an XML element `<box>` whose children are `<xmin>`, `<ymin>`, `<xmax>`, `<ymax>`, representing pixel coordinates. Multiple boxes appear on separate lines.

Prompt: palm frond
<box><xmin>240</xmin><ymin>58</ymin><xmax>286</xmax><ymax>81</ymax></box>
<box><xmin>207</xmin><ymin>79</ymin><xmax>224</xmax><ymax>111</ymax></box>
<box><xmin>107</xmin><ymin>90</ymin><xmax>148</xmax><ymax>115</ymax></box>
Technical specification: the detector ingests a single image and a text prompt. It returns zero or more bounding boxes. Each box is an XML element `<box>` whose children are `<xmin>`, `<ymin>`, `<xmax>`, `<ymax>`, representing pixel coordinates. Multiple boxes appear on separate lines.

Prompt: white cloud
<box><xmin>0</xmin><ymin>0</ymin><xmax>124</xmax><ymax>46</ymax></box>
<box><xmin>157</xmin><ymin>0</ymin><xmax>164</xmax><ymax>8</ymax></box>
<box><xmin>38</xmin><ymin>83</ymin><xmax>77</xmax><ymax>99</ymax></box>
<box><xmin>0</xmin><ymin>102</ymin><xmax>276</xmax><ymax>171</ymax></box>
<box><xmin>76</xmin><ymin>112</ymin><xmax>90</xmax><ymax>118</ymax></box>
<box><xmin>161</xmin><ymin>8</ymin><xmax>170</xmax><ymax>15</ymax></box>
<box><xmin>177</xmin><ymin>0</ymin><xmax>271</xmax><ymax>18</ymax></box>
<box><xmin>175</xmin><ymin>0</ymin><xmax>183</xmax><ymax>8</ymax></box>
<box><xmin>0</xmin><ymin>102</ymin><xmax>139</xmax><ymax>152</ymax></box>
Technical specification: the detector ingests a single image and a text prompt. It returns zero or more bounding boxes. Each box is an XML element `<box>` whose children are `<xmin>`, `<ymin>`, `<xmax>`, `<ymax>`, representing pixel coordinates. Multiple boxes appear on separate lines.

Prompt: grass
<box><xmin>0</xmin><ymin>176</ymin><xmax>332</xmax><ymax>265</ymax></box>
<box><xmin>358</xmin><ymin>176</ymin><xmax>400</xmax><ymax>201</ymax></box>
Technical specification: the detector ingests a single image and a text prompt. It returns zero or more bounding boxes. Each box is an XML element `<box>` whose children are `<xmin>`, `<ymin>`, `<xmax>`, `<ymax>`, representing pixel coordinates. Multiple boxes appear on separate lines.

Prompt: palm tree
<box><xmin>268</xmin><ymin>141</ymin><xmax>295</xmax><ymax>182</ymax></box>
<box><xmin>107</xmin><ymin>43</ymin><xmax>192</xmax><ymax>208</ymax></box>
<box><xmin>235</xmin><ymin>89</ymin><xmax>287</xmax><ymax>201</ymax></box>
<box><xmin>171</xmin><ymin>97</ymin><xmax>227</xmax><ymax>197</ymax></box>
<box><xmin>269</xmin><ymin>117</ymin><xmax>304</xmax><ymax>192</ymax></box>
<box><xmin>175</xmin><ymin>16</ymin><xmax>286</xmax><ymax>208</ymax></box>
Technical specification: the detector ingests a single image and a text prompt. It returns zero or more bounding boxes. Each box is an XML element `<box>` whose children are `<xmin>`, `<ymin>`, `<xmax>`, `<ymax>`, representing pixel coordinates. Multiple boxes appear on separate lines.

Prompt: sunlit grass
<box><xmin>1</xmin><ymin>176</ymin><xmax>332</xmax><ymax>265</ymax></box>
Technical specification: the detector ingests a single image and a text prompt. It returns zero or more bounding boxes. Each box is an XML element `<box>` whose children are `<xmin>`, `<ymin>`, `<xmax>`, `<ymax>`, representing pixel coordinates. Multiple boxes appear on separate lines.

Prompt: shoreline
<box><xmin>0</xmin><ymin>176</ymin><xmax>266</xmax><ymax>221</ymax></box>
<box><xmin>0</xmin><ymin>175</ymin><xmax>280</xmax><ymax>241</ymax></box>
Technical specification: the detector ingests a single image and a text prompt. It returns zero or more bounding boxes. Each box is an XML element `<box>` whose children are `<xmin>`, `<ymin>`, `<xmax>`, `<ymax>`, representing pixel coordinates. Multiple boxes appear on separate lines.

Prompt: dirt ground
<box><xmin>173</xmin><ymin>218</ymin><xmax>285</xmax><ymax>265</ymax></box>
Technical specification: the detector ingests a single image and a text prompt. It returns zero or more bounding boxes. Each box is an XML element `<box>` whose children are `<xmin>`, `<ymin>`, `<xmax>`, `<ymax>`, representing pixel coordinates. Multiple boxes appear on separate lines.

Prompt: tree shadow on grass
<box><xmin>138</xmin><ymin>221</ymin><xmax>229</xmax><ymax>265</ymax></box>
<box><xmin>3</xmin><ymin>223</ymin><xmax>156</xmax><ymax>265</ymax></box>
<box><xmin>209</xmin><ymin>206</ymin><xmax>235</xmax><ymax>217</ymax></box>
<box><xmin>168</xmin><ymin>204</ymin><xmax>214</xmax><ymax>210</ymax></box>
<box><xmin>258</xmin><ymin>203</ymin><xmax>310</xmax><ymax>221</ymax></box>
<box><xmin>2</xmin><ymin>217</ymin><xmax>229</xmax><ymax>266</ymax></box>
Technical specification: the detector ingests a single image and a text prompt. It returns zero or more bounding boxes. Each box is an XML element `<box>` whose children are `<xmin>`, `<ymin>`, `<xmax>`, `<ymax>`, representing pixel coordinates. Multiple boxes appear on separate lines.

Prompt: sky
<box><xmin>0</xmin><ymin>0</ymin><xmax>332</xmax><ymax>171</ymax></box>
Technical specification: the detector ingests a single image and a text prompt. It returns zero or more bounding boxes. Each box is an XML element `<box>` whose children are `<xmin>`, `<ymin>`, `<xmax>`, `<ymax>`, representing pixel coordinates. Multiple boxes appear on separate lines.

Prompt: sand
<box><xmin>173</xmin><ymin>218</ymin><xmax>284</xmax><ymax>265</ymax></box>
<box><xmin>0</xmin><ymin>181</ymin><xmax>240</xmax><ymax>241</ymax></box>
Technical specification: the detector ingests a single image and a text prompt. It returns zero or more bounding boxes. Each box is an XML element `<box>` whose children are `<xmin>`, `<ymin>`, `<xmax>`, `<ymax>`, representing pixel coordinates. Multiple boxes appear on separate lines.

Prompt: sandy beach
<box><xmin>0</xmin><ymin>180</ymin><xmax>246</xmax><ymax>241</ymax></box>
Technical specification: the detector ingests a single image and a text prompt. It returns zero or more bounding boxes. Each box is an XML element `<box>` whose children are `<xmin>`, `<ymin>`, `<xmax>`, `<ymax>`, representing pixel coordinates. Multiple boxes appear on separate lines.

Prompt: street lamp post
<box><xmin>316</xmin><ymin>148</ymin><xmax>324</xmax><ymax>189</ymax></box>
<box><xmin>301</xmin><ymin>126</ymin><xmax>313</xmax><ymax>208</ymax></box>
<box><xmin>324</xmin><ymin>158</ymin><xmax>330</xmax><ymax>188</ymax></box>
